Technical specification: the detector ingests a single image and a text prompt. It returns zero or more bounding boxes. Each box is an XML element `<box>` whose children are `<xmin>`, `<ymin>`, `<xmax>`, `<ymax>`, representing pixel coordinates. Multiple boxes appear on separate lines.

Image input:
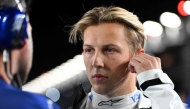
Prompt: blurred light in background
<box><xmin>160</xmin><ymin>12</ymin><xmax>182</xmax><ymax>28</ymax></box>
<box><xmin>164</xmin><ymin>27</ymin><xmax>183</xmax><ymax>46</ymax></box>
<box><xmin>46</xmin><ymin>88</ymin><xmax>60</xmax><ymax>102</ymax></box>
<box><xmin>177</xmin><ymin>0</ymin><xmax>189</xmax><ymax>16</ymax></box>
<box><xmin>183</xmin><ymin>1</ymin><xmax>190</xmax><ymax>15</ymax></box>
<box><xmin>22</xmin><ymin>55</ymin><xmax>86</xmax><ymax>94</ymax></box>
<box><xmin>145</xmin><ymin>34</ymin><xmax>165</xmax><ymax>54</ymax></box>
<box><xmin>143</xmin><ymin>21</ymin><xmax>163</xmax><ymax>37</ymax></box>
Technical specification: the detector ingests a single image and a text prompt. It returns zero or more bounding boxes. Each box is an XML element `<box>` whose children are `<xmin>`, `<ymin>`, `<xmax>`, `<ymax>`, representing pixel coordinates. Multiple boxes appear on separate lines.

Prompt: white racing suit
<box><xmin>72</xmin><ymin>69</ymin><xmax>186</xmax><ymax>109</ymax></box>
<box><xmin>136</xmin><ymin>69</ymin><xmax>186</xmax><ymax>109</ymax></box>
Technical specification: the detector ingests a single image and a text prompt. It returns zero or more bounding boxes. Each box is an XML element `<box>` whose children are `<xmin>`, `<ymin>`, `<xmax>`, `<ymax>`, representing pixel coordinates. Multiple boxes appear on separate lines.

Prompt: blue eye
<box><xmin>85</xmin><ymin>48</ymin><xmax>93</xmax><ymax>53</ymax></box>
<box><xmin>106</xmin><ymin>48</ymin><xmax>115</xmax><ymax>52</ymax></box>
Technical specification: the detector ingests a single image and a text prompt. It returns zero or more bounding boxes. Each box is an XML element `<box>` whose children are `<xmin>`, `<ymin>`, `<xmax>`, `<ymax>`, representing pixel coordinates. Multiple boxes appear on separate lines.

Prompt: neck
<box><xmin>0</xmin><ymin>57</ymin><xmax>12</xmax><ymax>84</ymax></box>
<box><xmin>124</xmin><ymin>73</ymin><xmax>137</xmax><ymax>93</ymax></box>
<box><xmin>104</xmin><ymin>72</ymin><xmax>137</xmax><ymax>98</ymax></box>
<box><xmin>118</xmin><ymin>72</ymin><xmax>136</xmax><ymax>95</ymax></box>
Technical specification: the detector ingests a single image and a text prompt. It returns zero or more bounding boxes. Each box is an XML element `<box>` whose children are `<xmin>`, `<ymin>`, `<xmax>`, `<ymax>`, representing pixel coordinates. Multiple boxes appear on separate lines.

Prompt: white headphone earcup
<box><xmin>3</xmin><ymin>50</ymin><xmax>8</xmax><ymax>63</ymax></box>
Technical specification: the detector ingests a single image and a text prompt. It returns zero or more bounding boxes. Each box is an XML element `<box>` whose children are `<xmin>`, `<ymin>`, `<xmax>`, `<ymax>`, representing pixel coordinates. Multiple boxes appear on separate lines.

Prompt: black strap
<box><xmin>140</xmin><ymin>107</ymin><xmax>152</xmax><ymax>109</ymax></box>
<box><xmin>140</xmin><ymin>78</ymin><xmax>164</xmax><ymax>91</ymax></box>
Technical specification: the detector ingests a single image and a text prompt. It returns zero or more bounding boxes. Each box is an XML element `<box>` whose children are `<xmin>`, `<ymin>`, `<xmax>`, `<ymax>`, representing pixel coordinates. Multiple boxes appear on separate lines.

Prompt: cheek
<box><xmin>83</xmin><ymin>56</ymin><xmax>92</xmax><ymax>75</ymax></box>
<box><xmin>83</xmin><ymin>54</ymin><xmax>92</xmax><ymax>65</ymax></box>
<box><xmin>109</xmin><ymin>57</ymin><xmax>130</xmax><ymax>74</ymax></box>
<box><xmin>110</xmin><ymin>57</ymin><xmax>115</xmax><ymax>61</ymax></box>
<box><xmin>83</xmin><ymin>57</ymin><xmax>89</xmax><ymax>67</ymax></box>
<box><xmin>109</xmin><ymin>56</ymin><xmax>129</xmax><ymax>66</ymax></box>
<box><xmin>107</xmin><ymin>57</ymin><xmax>118</xmax><ymax>68</ymax></box>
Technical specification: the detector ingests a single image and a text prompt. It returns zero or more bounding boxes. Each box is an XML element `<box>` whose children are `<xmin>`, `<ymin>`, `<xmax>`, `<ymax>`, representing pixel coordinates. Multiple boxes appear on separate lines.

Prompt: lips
<box><xmin>93</xmin><ymin>74</ymin><xmax>108</xmax><ymax>81</ymax></box>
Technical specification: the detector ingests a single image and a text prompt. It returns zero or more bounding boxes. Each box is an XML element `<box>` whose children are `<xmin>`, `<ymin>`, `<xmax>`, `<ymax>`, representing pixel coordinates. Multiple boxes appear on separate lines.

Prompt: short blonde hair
<box><xmin>69</xmin><ymin>6</ymin><xmax>146</xmax><ymax>57</ymax></box>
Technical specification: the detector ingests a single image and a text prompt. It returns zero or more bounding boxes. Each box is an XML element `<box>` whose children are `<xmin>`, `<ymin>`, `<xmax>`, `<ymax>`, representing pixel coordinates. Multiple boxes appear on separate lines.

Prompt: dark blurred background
<box><xmin>25</xmin><ymin>0</ymin><xmax>190</xmax><ymax>102</ymax></box>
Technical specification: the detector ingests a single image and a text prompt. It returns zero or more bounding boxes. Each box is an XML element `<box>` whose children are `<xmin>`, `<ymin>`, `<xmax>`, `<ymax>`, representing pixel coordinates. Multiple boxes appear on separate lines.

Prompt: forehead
<box><xmin>83</xmin><ymin>23</ymin><xmax>127</xmax><ymax>44</ymax></box>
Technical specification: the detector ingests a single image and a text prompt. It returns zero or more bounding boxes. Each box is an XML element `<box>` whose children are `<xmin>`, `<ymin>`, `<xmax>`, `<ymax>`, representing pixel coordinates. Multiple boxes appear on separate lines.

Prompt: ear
<box><xmin>131</xmin><ymin>49</ymin><xmax>145</xmax><ymax>59</ymax></box>
<box><xmin>137</xmin><ymin>49</ymin><xmax>145</xmax><ymax>54</ymax></box>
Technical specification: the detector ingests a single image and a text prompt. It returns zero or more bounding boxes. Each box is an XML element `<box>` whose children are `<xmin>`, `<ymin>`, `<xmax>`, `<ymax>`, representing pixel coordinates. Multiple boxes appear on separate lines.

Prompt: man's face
<box><xmin>83</xmin><ymin>23</ymin><xmax>133</xmax><ymax>97</ymax></box>
<box><xmin>16</xmin><ymin>22</ymin><xmax>33</xmax><ymax>83</ymax></box>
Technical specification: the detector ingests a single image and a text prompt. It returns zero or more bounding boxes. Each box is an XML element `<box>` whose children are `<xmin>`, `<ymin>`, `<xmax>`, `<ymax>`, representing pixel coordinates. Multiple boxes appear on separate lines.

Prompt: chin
<box><xmin>17</xmin><ymin>60</ymin><xmax>31</xmax><ymax>84</ymax></box>
<box><xmin>93</xmin><ymin>84</ymin><xmax>109</xmax><ymax>95</ymax></box>
<box><xmin>17</xmin><ymin>69</ymin><xmax>28</xmax><ymax>84</ymax></box>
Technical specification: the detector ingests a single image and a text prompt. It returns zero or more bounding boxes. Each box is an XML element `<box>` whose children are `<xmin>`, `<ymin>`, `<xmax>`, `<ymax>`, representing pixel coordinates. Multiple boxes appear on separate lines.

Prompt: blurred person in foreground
<box><xmin>0</xmin><ymin>0</ymin><xmax>60</xmax><ymax>109</ymax></box>
<box><xmin>68</xmin><ymin>5</ymin><xmax>186</xmax><ymax>109</ymax></box>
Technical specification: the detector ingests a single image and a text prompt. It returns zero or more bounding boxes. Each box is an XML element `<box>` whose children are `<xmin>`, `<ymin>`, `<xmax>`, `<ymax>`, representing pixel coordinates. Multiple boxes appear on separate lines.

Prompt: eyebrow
<box><xmin>83</xmin><ymin>44</ymin><xmax>120</xmax><ymax>48</ymax></box>
<box><xmin>83</xmin><ymin>44</ymin><xmax>92</xmax><ymax>47</ymax></box>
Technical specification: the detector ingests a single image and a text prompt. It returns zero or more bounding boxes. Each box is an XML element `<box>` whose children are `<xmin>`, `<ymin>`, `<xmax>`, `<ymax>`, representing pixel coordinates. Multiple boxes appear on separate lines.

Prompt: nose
<box><xmin>92</xmin><ymin>52</ymin><xmax>104</xmax><ymax>68</ymax></box>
